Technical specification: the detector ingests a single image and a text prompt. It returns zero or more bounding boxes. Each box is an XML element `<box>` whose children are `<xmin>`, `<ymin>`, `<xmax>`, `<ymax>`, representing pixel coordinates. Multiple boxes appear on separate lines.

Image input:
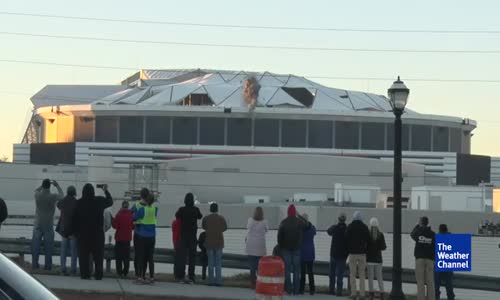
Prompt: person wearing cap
<box><xmin>367</xmin><ymin>217</ymin><xmax>387</xmax><ymax>300</ymax></box>
<box><xmin>277</xmin><ymin>204</ymin><xmax>304</xmax><ymax>295</ymax></box>
<box><xmin>202</xmin><ymin>202</ymin><xmax>228</xmax><ymax>286</ymax></box>
<box><xmin>346</xmin><ymin>211</ymin><xmax>370</xmax><ymax>300</ymax></box>
<box><xmin>411</xmin><ymin>216</ymin><xmax>436</xmax><ymax>300</ymax></box>
<box><xmin>175</xmin><ymin>192</ymin><xmax>203</xmax><ymax>284</ymax></box>
<box><xmin>56</xmin><ymin>185</ymin><xmax>78</xmax><ymax>276</ymax></box>
<box><xmin>327</xmin><ymin>212</ymin><xmax>349</xmax><ymax>296</ymax></box>
<box><xmin>434</xmin><ymin>224</ymin><xmax>455</xmax><ymax>300</ymax></box>
<box><xmin>112</xmin><ymin>200</ymin><xmax>134</xmax><ymax>278</ymax></box>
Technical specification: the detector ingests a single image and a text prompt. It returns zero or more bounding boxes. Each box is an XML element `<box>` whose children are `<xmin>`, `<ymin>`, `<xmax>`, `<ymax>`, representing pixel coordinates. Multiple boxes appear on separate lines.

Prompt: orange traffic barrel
<box><xmin>255</xmin><ymin>256</ymin><xmax>285</xmax><ymax>300</ymax></box>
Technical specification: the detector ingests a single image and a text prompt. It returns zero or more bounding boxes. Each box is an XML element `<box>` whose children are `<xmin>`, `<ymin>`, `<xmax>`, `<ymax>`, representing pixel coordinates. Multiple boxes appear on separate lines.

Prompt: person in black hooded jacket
<box><xmin>327</xmin><ymin>212</ymin><xmax>348</xmax><ymax>296</ymax></box>
<box><xmin>411</xmin><ymin>216</ymin><xmax>436</xmax><ymax>300</ymax></box>
<box><xmin>346</xmin><ymin>211</ymin><xmax>370</xmax><ymax>299</ymax></box>
<box><xmin>175</xmin><ymin>193</ymin><xmax>203</xmax><ymax>283</ymax></box>
<box><xmin>73</xmin><ymin>183</ymin><xmax>113</xmax><ymax>280</ymax></box>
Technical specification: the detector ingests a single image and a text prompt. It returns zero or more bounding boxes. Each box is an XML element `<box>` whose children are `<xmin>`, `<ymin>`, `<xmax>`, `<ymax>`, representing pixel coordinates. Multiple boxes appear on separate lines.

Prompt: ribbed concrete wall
<box><xmin>152</xmin><ymin>203</ymin><xmax>500</xmax><ymax>234</ymax></box>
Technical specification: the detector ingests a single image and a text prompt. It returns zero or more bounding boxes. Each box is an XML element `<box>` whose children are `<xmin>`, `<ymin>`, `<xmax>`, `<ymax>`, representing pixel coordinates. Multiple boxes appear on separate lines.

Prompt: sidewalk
<box><xmin>35</xmin><ymin>274</ymin><xmax>350</xmax><ymax>300</ymax></box>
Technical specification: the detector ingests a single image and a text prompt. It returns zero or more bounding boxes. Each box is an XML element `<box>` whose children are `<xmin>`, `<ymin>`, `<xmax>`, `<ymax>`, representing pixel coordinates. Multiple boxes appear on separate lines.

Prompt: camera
<box><xmin>96</xmin><ymin>184</ymin><xmax>105</xmax><ymax>189</ymax></box>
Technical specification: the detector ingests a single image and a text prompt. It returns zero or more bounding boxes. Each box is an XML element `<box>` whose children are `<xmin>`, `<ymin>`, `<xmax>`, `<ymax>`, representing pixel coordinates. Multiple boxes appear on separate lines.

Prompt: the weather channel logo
<box><xmin>435</xmin><ymin>234</ymin><xmax>472</xmax><ymax>272</ymax></box>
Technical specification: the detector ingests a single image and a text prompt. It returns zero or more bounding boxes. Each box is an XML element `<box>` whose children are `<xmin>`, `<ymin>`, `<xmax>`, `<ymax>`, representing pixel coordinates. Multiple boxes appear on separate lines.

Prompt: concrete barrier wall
<box><xmin>151</xmin><ymin>203</ymin><xmax>500</xmax><ymax>234</ymax></box>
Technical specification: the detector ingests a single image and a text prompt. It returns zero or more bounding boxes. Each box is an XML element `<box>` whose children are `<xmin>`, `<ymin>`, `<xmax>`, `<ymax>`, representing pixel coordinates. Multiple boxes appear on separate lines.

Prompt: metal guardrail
<box><xmin>0</xmin><ymin>237</ymin><xmax>499</xmax><ymax>292</ymax></box>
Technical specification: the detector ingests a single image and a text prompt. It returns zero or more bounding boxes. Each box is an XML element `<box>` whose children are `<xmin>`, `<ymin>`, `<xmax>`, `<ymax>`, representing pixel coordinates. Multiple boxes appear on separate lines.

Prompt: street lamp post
<box><xmin>388</xmin><ymin>76</ymin><xmax>409</xmax><ymax>300</ymax></box>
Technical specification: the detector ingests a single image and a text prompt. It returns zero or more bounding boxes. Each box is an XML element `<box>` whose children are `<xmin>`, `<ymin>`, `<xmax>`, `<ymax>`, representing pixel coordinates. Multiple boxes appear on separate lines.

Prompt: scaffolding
<box><xmin>125</xmin><ymin>164</ymin><xmax>161</xmax><ymax>201</ymax></box>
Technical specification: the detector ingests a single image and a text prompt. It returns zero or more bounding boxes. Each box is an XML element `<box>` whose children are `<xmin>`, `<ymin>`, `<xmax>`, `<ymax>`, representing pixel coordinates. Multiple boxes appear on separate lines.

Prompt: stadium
<box><xmin>8</xmin><ymin>69</ymin><xmax>499</xmax><ymax>207</ymax></box>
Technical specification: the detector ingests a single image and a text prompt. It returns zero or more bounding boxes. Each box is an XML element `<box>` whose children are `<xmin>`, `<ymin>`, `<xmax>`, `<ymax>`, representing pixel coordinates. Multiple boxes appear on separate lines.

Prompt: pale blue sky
<box><xmin>1</xmin><ymin>0</ymin><xmax>500</xmax><ymax>158</ymax></box>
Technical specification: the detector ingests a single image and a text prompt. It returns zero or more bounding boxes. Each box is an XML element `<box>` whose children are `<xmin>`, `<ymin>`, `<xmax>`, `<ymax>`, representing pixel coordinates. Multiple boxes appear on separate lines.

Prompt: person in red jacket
<box><xmin>172</xmin><ymin>216</ymin><xmax>183</xmax><ymax>280</ymax></box>
<box><xmin>112</xmin><ymin>200</ymin><xmax>134</xmax><ymax>278</ymax></box>
<box><xmin>172</xmin><ymin>217</ymin><xmax>181</xmax><ymax>248</ymax></box>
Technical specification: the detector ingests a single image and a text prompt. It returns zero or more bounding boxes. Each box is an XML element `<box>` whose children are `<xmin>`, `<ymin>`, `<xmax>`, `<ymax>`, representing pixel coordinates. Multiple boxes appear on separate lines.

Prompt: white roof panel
<box><xmin>265</xmin><ymin>88</ymin><xmax>305</xmax><ymax>107</ymax></box>
<box><xmin>31</xmin><ymin>69</ymin><xmax>415</xmax><ymax>114</ymax></box>
<box><xmin>31</xmin><ymin>85</ymin><xmax>126</xmax><ymax>108</ymax></box>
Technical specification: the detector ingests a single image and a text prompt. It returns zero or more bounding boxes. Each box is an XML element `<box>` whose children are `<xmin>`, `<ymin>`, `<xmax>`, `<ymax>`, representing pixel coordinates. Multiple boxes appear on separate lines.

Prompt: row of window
<box><xmin>75</xmin><ymin>116</ymin><xmax>464</xmax><ymax>152</ymax></box>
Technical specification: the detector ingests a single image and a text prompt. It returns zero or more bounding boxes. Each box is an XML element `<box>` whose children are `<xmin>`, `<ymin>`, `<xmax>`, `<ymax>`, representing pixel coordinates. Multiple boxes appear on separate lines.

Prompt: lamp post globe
<box><xmin>388</xmin><ymin>76</ymin><xmax>410</xmax><ymax>113</ymax></box>
<box><xmin>388</xmin><ymin>76</ymin><xmax>409</xmax><ymax>300</ymax></box>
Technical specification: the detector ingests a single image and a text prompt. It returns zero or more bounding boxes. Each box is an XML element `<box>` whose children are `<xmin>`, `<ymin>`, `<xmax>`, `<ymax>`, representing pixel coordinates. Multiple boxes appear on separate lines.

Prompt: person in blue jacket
<box><xmin>299</xmin><ymin>213</ymin><xmax>316</xmax><ymax>295</ymax></box>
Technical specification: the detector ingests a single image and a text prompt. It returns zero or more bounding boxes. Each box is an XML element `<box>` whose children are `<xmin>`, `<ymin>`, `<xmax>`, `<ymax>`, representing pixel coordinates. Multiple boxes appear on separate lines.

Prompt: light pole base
<box><xmin>389</xmin><ymin>290</ymin><xmax>406</xmax><ymax>300</ymax></box>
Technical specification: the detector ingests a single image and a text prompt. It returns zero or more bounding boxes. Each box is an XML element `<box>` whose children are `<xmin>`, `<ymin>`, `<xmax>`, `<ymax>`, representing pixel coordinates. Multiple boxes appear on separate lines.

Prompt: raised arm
<box><xmin>410</xmin><ymin>225</ymin><xmax>420</xmax><ymax>242</ymax></box>
<box><xmin>54</xmin><ymin>182</ymin><xmax>64</xmax><ymax>198</ymax></box>
<box><xmin>103</xmin><ymin>189</ymin><xmax>113</xmax><ymax>209</ymax></box>
<box><xmin>134</xmin><ymin>206</ymin><xmax>145</xmax><ymax>222</ymax></box>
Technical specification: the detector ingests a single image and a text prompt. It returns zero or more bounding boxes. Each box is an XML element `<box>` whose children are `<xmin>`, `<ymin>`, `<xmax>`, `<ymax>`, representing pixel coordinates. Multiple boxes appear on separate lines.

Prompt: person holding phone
<box><xmin>32</xmin><ymin>179</ymin><xmax>63</xmax><ymax>270</ymax></box>
<box><xmin>73</xmin><ymin>183</ymin><xmax>113</xmax><ymax>280</ymax></box>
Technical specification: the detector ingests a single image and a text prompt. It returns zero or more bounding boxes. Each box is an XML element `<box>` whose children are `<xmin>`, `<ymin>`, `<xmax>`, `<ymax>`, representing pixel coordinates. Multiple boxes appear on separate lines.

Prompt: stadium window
<box><xmin>386</xmin><ymin>123</ymin><xmax>410</xmax><ymax>151</ymax></box>
<box><xmin>433</xmin><ymin>126</ymin><xmax>449</xmax><ymax>152</ymax></box>
<box><xmin>199</xmin><ymin>118</ymin><xmax>225</xmax><ymax>145</ymax></box>
<box><xmin>411</xmin><ymin>125</ymin><xmax>432</xmax><ymax>151</ymax></box>
<box><xmin>227</xmin><ymin>118</ymin><xmax>252</xmax><ymax>146</ymax></box>
<box><xmin>335</xmin><ymin>121</ymin><xmax>359</xmax><ymax>149</ymax></box>
<box><xmin>361</xmin><ymin>122</ymin><xmax>385</xmax><ymax>150</ymax></box>
<box><xmin>450</xmin><ymin>128</ymin><xmax>462</xmax><ymax>153</ymax></box>
<box><xmin>74</xmin><ymin>117</ymin><xmax>94</xmax><ymax>142</ymax></box>
<box><xmin>172</xmin><ymin>117</ymin><xmax>197</xmax><ymax>145</ymax></box>
<box><xmin>145</xmin><ymin>117</ymin><xmax>170</xmax><ymax>144</ymax></box>
<box><xmin>254</xmin><ymin>119</ymin><xmax>279</xmax><ymax>147</ymax></box>
<box><xmin>282</xmin><ymin>120</ymin><xmax>306</xmax><ymax>148</ymax></box>
<box><xmin>181</xmin><ymin>94</ymin><xmax>214</xmax><ymax>106</ymax></box>
<box><xmin>308</xmin><ymin>120</ymin><xmax>333</xmax><ymax>148</ymax></box>
<box><xmin>119</xmin><ymin>116</ymin><xmax>144</xmax><ymax>143</ymax></box>
<box><xmin>95</xmin><ymin>116</ymin><xmax>118</xmax><ymax>143</ymax></box>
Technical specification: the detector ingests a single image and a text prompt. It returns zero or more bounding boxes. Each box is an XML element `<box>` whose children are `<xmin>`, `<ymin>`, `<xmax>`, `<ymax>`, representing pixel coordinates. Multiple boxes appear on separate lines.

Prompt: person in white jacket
<box><xmin>245</xmin><ymin>207</ymin><xmax>268</xmax><ymax>288</ymax></box>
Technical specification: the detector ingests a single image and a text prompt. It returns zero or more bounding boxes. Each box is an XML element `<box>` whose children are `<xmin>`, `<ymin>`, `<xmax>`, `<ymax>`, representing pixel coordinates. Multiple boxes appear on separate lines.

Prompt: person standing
<box><xmin>175</xmin><ymin>193</ymin><xmax>203</xmax><ymax>284</ymax></box>
<box><xmin>346</xmin><ymin>211</ymin><xmax>370</xmax><ymax>300</ymax></box>
<box><xmin>299</xmin><ymin>213</ymin><xmax>316</xmax><ymax>295</ymax></box>
<box><xmin>202</xmin><ymin>202</ymin><xmax>228</xmax><ymax>286</ymax></box>
<box><xmin>56</xmin><ymin>186</ymin><xmax>78</xmax><ymax>276</ymax></box>
<box><xmin>0</xmin><ymin>197</ymin><xmax>8</xmax><ymax>231</ymax></box>
<box><xmin>411</xmin><ymin>216</ymin><xmax>436</xmax><ymax>300</ymax></box>
<box><xmin>112</xmin><ymin>200</ymin><xmax>134</xmax><ymax>278</ymax></box>
<box><xmin>172</xmin><ymin>216</ymin><xmax>183</xmax><ymax>280</ymax></box>
<box><xmin>327</xmin><ymin>212</ymin><xmax>348</xmax><ymax>296</ymax></box>
<box><xmin>32</xmin><ymin>179</ymin><xmax>63</xmax><ymax>270</ymax></box>
<box><xmin>73</xmin><ymin>183</ymin><xmax>113</xmax><ymax>280</ymax></box>
<box><xmin>245</xmin><ymin>206</ymin><xmax>268</xmax><ymax>289</ymax></box>
<box><xmin>133</xmin><ymin>194</ymin><xmax>158</xmax><ymax>284</ymax></box>
<box><xmin>435</xmin><ymin>224</ymin><xmax>455</xmax><ymax>300</ymax></box>
<box><xmin>198</xmin><ymin>230</ymin><xmax>208</xmax><ymax>281</ymax></box>
<box><xmin>132</xmin><ymin>188</ymin><xmax>149</xmax><ymax>278</ymax></box>
<box><xmin>277</xmin><ymin>204</ymin><xmax>303</xmax><ymax>296</ymax></box>
<box><xmin>367</xmin><ymin>217</ymin><xmax>387</xmax><ymax>300</ymax></box>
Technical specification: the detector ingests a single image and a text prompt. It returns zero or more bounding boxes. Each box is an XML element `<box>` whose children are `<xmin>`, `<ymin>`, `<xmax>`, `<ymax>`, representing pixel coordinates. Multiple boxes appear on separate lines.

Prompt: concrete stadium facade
<box><xmin>9</xmin><ymin>69</ymin><xmax>498</xmax><ymax>208</ymax></box>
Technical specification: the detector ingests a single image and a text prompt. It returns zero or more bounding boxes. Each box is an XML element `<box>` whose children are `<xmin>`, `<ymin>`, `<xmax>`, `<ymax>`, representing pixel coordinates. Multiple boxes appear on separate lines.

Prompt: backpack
<box><xmin>0</xmin><ymin>198</ymin><xmax>7</xmax><ymax>224</ymax></box>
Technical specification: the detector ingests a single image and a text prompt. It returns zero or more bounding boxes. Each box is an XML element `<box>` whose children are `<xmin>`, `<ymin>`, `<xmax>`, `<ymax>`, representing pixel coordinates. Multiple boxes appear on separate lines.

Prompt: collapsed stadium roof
<box><xmin>31</xmin><ymin>69</ymin><xmax>415</xmax><ymax>114</ymax></box>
